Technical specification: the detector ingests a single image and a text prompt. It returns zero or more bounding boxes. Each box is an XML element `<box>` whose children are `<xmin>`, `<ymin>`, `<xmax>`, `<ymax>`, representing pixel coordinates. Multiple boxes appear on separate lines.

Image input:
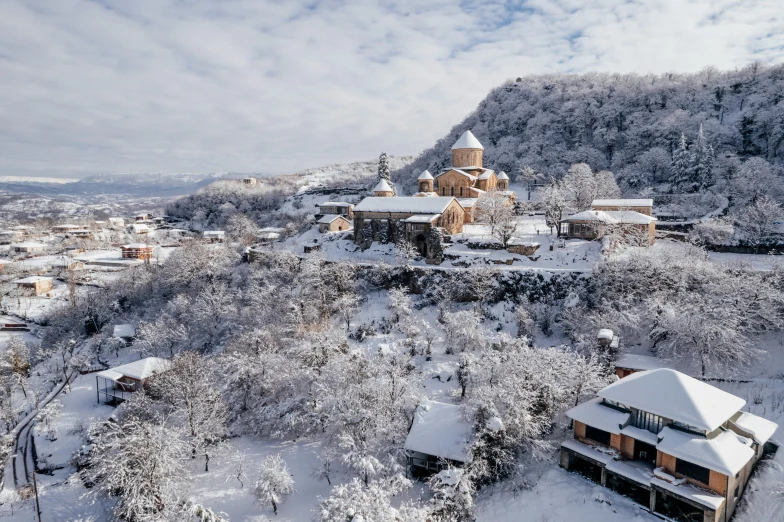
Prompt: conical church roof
<box><xmin>418</xmin><ymin>170</ymin><xmax>434</xmax><ymax>180</ymax></box>
<box><xmin>451</xmin><ymin>130</ymin><xmax>484</xmax><ymax>151</ymax></box>
<box><xmin>373</xmin><ymin>178</ymin><xmax>393</xmax><ymax>192</ymax></box>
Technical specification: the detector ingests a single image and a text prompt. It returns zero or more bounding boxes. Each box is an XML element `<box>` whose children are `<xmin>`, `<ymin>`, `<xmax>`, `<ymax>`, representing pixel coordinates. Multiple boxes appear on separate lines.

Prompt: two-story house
<box><xmin>560</xmin><ymin>369</ymin><xmax>778</xmax><ymax>522</ymax></box>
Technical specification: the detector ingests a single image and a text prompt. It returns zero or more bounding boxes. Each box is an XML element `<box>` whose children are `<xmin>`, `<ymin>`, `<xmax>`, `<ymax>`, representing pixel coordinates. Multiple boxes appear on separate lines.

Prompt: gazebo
<box><xmin>95</xmin><ymin>357</ymin><xmax>171</xmax><ymax>405</ymax></box>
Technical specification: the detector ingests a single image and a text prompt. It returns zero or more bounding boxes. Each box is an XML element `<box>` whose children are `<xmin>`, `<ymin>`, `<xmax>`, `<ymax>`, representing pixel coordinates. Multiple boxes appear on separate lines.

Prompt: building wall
<box><xmin>436</xmin><ymin>171</ymin><xmax>475</xmax><ymax>197</ymax></box>
<box><xmin>657</xmin><ymin>450</ymin><xmax>728</xmax><ymax>496</ymax></box>
<box><xmin>610</xmin><ymin>433</ymin><xmax>622</xmax><ymax>452</ymax></box>
<box><xmin>418</xmin><ymin>180</ymin><xmax>434</xmax><ymax>193</ymax></box>
<box><xmin>592</xmin><ymin>205</ymin><xmax>652</xmax><ymax>216</ymax></box>
<box><xmin>565</xmin><ymin>221</ymin><xmax>606</xmax><ymax>240</ymax></box>
<box><xmin>435</xmin><ymin>200</ymin><xmax>466</xmax><ymax>235</ymax></box>
<box><xmin>574</xmin><ymin>421</ymin><xmax>586</xmax><ymax>439</ymax></box>
<box><xmin>620</xmin><ymin>434</ymin><xmax>635</xmax><ymax>459</ymax></box>
<box><xmin>320</xmin><ymin>217</ymin><xmax>351</xmax><ymax>233</ymax></box>
<box><xmin>122</xmin><ymin>247</ymin><xmax>154</xmax><ymax>260</ymax></box>
<box><xmin>452</xmin><ymin>149</ymin><xmax>483</xmax><ymax>169</ymax></box>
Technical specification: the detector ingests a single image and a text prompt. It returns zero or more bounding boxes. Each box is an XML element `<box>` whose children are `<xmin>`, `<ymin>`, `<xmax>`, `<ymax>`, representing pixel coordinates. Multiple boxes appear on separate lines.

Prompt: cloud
<box><xmin>0</xmin><ymin>0</ymin><xmax>781</xmax><ymax>178</ymax></box>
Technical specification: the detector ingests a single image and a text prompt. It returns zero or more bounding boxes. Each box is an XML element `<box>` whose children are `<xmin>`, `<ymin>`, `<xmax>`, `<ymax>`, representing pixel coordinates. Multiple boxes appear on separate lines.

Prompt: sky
<box><xmin>0</xmin><ymin>0</ymin><xmax>782</xmax><ymax>180</ymax></box>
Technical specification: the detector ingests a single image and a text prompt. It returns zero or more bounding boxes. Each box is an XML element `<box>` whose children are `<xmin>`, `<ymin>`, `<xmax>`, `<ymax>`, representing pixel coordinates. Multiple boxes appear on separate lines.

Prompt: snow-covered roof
<box><xmin>97</xmin><ymin>357</ymin><xmax>172</xmax><ymax>381</ymax></box>
<box><xmin>354</xmin><ymin>197</ymin><xmax>456</xmax><ymax>214</ymax></box>
<box><xmin>592</xmin><ymin>199</ymin><xmax>653</xmax><ymax>208</ymax></box>
<box><xmin>565</xmin><ymin>398</ymin><xmax>629</xmax><ymax>434</ymax></box>
<box><xmin>561</xmin><ymin>210</ymin><xmax>616</xmax><ymax>223</ymax></box>
<box><xmin>404</xmin><ymin>214</ymin><xmax>440</xmax><ymax>223</ymax></box>
<box><xmin>603</xmin><ymin>211</ymin><xmax>657</xmax><ymax>224</ymax></box>
<box><xmin>649</xmin><ymin>477</ymin><xmax>725</xmax><ymax>510</ymax></box>
<box><xmin>436</xmin><ymin>168</ymin><xmax>477</xmax><ymax>180</ymax></box>
<box><xmin>598</xmin><ymin>369</ymin><xmax>745</xmax><ymax>432</ymax></box>
<box><xmin>620</xmin><ymin>425</ymin><xmax>659</xmax><ymax>446</ymax></box>
<box><xmin>132</xmin><ymin>224</ymin><xmax>151</xmax><ymax>230</ymax></box>
<box><xmin>53</xmin><ymin>224</ymin><xmax>80</xmax><ymax>229</ymax></box>
<box><xmin>12</xmin><ymin>276</ymin><xmax>53</xmax><ymax>284</ymax></box>
<box><xmin>730</xmin><ymin>411</ymin><xmax>779</xmax><ymax>445</ymax></box>
<box><xmin>113</xmin><ymin>324</ymin><xmax>136</xmax><ymax>338</ymax></box>
<box><xmin>404</xmin><ymin>400</ymin><xmax>473</xmax><ymax>463</ymax></box>
<box><xmin>318</xmin><ymin>201</ymin><xmax>353</xmax><ymax>207</ymax></box>
<box><xmin>123</xmin><ymin>243</ymin><xmax>153</xmax><ymax>249</ymax></box>
<box><xmin>477</xmin><ymin>170</ymin><xmax>495</xmax><ymax>180</ymax></box>
<box><xmin>614</xmin><ymin>354</ymin><xmax>668</xmax><ymax>371</ymax></box>
<box><xmin>657</xmin><ymin>426</ymin><xmax>754</xmax><ymax>476</ymax></box>
<box><xmin>497</xmin><ymin>171</ymin><xmax>509</xmax><ymax>180</ymax></box>
<box><xmin>418</xmin><ymin>170</ymin><xmax>434</xmax><ymax>180</ymax></box>
<box><xmin>108</xmin><ymin>217</ymin><xmax>124</xmax><ymax>222</ymax></box>
<box><xmin>597</xmin><ymin>328</ymin><xmax>614</xmax><ymax>340</ymax></box>
<box><xmin>373</xmin><ymin>179</ymin><xmax>393</xmax><ymax>193</ymax></box>
<box><xmin>203</xmin><ymin>230</ymin><xmax>225</xmax><ymax>237</ymax></box>
<box><xmin>561</xmin><ymin>438</ymin><xmax>618</xmax><ymax>465</ymax></box>
<box><xmin>457</xmin><ymin>198</ymin><xmax>479</xmax><ymax>208</ymax></box>
<box><xmin>451</xmin><ymin>130</ymin><xmax>484</xmax><ymax>150</ymax></box>
<box><xmin>317</xmin><ymin>215</ymin><xmax>349</xmax><ymax>224</ymax></box>
<box><xmin>11</xmin><ymin>242</ymin><xmax>45</xmax><ymax>248</ymax></box>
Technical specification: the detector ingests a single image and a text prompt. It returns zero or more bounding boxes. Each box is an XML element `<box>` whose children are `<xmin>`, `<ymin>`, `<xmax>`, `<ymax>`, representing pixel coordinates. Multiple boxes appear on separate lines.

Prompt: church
<box><xmin>414</xmin><ymin>130</ymin><xmax>513</xmax><ymax>223</ymax></box>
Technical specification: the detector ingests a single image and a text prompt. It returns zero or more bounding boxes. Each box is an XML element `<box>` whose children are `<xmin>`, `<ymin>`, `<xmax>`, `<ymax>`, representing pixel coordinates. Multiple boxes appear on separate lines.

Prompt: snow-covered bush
<box><xmin>253</xmin><ymin>453</ymin><xmax>295</xmax><ymax>515</ymax></box>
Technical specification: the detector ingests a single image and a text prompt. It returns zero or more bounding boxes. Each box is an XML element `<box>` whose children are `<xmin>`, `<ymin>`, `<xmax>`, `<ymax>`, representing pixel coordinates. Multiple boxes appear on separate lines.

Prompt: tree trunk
<box><xmin>272</xmin><ymin>500</ymin><xmax>277</xmax><ymax>515</ymax></box>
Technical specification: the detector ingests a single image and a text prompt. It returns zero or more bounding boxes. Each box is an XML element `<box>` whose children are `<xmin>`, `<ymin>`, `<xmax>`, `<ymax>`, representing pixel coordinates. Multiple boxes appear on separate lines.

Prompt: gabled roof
<box><xmin>598</xmin><ymin>369</ymin><xmax>745</xmax><ymax>432</ymax></box>
<box><xmin>404</xmin><ymin>214</ymin><xmax>440</xmax><ymax>223</ymax></box>
<box><xmin>12</xmin><ymin>276</ymin><xmax>53</xmax><ymax>284</ymax></box>
<box><xmin>477</xmin><ymin>170</ymin><xmax>495</xmax><ymax>180</ymax></box>
<box><xmin>435</xmin><ymin>168</ymin><xmax>477</xmax><ymax>180</ymax></box>
<box><xmin>123</xmin><ymin>243</ymin><xmax>153</xmax><ymax>249</ymax></box>
<box><xmin>318</xmin><ymin>201</ymin><xmax>353</xmax><ymax>207</ymax></box>
<box><xmin>418</xmin><ymin>170</ymin><xmax>434</xmax><ymax>180</ymax></box>
<box><xmin>317</xmin><ymin>214</ymin><xmax>349</xmax><ymax>224</ymax></box>
<box><xmin>404</xmin><ymin>400</ymin><xmax>473</xmax><ymax>463</ymax></box>
<box><xmin>451</xmin><ymin>130</ymin><xmax>484</xmax><ymax>150</ymax></box>
<box><xmin>603</xmin><ymin>211</ymin><xmax>657</xmax><ymax>224</ymax></box>
<box><xmin>497</xmin><ymin>171</ymin><xmax>509</xmax><ymax>180</ymax></box>
<box><xmin>354</xmin><ymin>197</ymin><xmax>457</xmax><ymax>214</ymax></box>
<box><xmin>561</xmin><ymin>210</ymin><xmax>617</xmax><ymax>223</ymax></box>
<box><xmin>113</xmin><ymin>324</ymin><xmax>136</xmax><ymax>338</ymax></box>
<box><xmin>592</xmin><ymin>199</ymin><xmax>653</xmax><ymax>207</ymax></box>
<box><xmin>97</xmin><ymin>357</ymin><xmax>172</xmax><ymax>381</ymax></box>
<box><xmin>373</xmin><ymin>179</ymin><xmax>393</xmax><ymax>192</ymax></box>
<box><xmin>657</xmin><ymin>426</ymin><xmax>754</xmax><ymax>476</ymax></box>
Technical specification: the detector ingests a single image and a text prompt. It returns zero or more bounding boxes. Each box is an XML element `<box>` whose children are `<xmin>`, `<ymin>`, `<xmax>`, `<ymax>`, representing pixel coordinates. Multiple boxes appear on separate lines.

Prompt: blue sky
<box><xmin>0</xmin><ymin>0</ymin><xmax>782</xmax><ymax>179</ymax></box>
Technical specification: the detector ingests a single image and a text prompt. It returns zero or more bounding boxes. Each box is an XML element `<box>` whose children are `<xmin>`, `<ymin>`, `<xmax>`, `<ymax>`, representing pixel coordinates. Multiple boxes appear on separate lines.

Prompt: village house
<box><xmin>122</xmin><ymin>243</ymin><xmax>154</xmax><ymax>260</ymax></box>
<box><xmin>51</xmin><ymin>256</ymin><xmax>84</xmax><ymax>270</ymax></box>
<box><xmin>0</xmin><ymin>230</ymin><xmax>23</xmax><ymax>244</ymax></box>
<box><xmin>318</xmin><ymin>214</ymin><xmax>352</xmax><ymax>233</ymax></box>
<box><xmin>316</xmin><ymin>202</ymin><xmax>355</xmax><ymax>219</ymax></box>
<box><xmin>561</xmin><ymin>369</ymin><xmax>778</xmax><ymax>522</ymax></box>
<box><xmin>95</xmin><ymin>357</ymin><xmax>171</xmax><ymax>405</ymax></box>
<box><xmin>108</xmin><ymin>217</ymin><xmax>125</xmax><ymax>229</ymax></box>
<box><xmin>131</xmin><ymin>223</ymin><xmax>153</xmax><ymax>235</ymax></box>
<box><xmin>10</xmin><ymin>242</ymin><xmax>46</xmax><ymax>256</ymax></box>
<box><xmin>560</xmin><ymin>209</ymin><xmax>657</xmax><ymax>245</ymax></box>
<box><xmin>135</xmin><ymin>213</ymin><xmax>153</xmax><ymax>221</ymax></box>
<box><xmin>242</xmin><ymin>177</ymin><xmax>258</xmax><ymax>185</ymax></box>
<box><xmin>592</xmin><ymin>198</ymin><xmax>654</xmax><ymax>216</ymax></box>
<box><xmin>414</xmin><ymin>130</ymin><xmax>515</xmax><ymax>223</ymax></box>
<box><xmin>202</xmin><ymin>230</ymin><xmax>225</xmax><ymax>243</ymax></box>
<box><xmin>404</xmin><ymin>400</ymin><xmax>473</xmax><ymax>476</ymax></box>
<box><xmin>68</xmin><ymin>229</ymin><xmax>93</xmax><ymax>239</ymax></box>
<box><xmin>12</xmin><ymin>276</ymin><xmax>54</xmax><ymax>296</ymax></box>
<box><xmin>52</xmin><ymin>224</ymin><xmax>81</xmax><ymax>233</ymax></box>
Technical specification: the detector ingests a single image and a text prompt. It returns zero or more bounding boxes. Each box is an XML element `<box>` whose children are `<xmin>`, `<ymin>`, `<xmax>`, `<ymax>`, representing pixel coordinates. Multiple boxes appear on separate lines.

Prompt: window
<box><xmin>459</xmin><ymin>186</ymin><xmax>463</xmax><ymax>196</ymax></box>
<box><xmin>450</xmin><ymin>186</ymin><xmax>455</xmax><ymax>196</ymax></box>
<box><xmin>675</xmin><ymin>458</ymin><xmax>711</xmax><ymax>485</ymax></box>
<box><xmin>584</xmin><ymin>425</ymin><xmax>612</xmax><ymax>446</ymax></box>
<box><xmin>632</xmin><ymin>410</ymin><xmax>664</xmax><ymax>434</ymax></box>
<box><xmin>734</xmin><ymin>486</ymin><xmax>739</xmax><ymax>500</ymax></box>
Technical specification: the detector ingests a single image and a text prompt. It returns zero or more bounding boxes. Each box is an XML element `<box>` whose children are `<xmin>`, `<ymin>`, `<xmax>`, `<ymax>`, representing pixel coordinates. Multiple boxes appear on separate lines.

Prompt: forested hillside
<box><xmin>395</xmin><ymin>63</ymin><xmax>784</xmax><ymax>197</ymax></box>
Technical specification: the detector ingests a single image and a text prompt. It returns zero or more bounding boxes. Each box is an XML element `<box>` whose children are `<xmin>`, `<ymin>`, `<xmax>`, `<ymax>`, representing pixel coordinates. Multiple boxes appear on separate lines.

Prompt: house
<box><xmin>95</xmin><ymin>357</ymin><xmax>171</xmax><ymax>404</ymax></box>
<box><xmin>614</xmin><ymin>353</ymin><xmax>669</xmax><ymax>379</ymax></box>
<box><xmin>352</xmin><ymin>196</ymin><xmax>464</xmax><ymax>257</ymax></box>
<box><xmin>108</xmin><ymin>217</ymin><xmax>125</xmax><ymax>229</ymax></box>
<box><xmin>122</xmin><ymin>243</ymin><xmax>154</xmax><ymax>260</ymax></box>
<box><xmin>404</xmin><ymin>400</ymin><xmax>473</xmax><ymax>475</ymax></box>
<box><xmin>10</xmin><ymin>242</ymin><xmax>46</xmax><ymax>255</ymax></box>
<box><xmin>51</xmin><ymin>256</ymin><xmax>84</xmax><ymax>270</ymax></box>
<box><xmin>0</xmin><ymin>230</ymin><xmax>23</xmax><ymax>244</ymax></box>
<box><xmin>560</xmin><ymin>369</ymin><xmax>778</xmax><ymax>522</ymax></box>
<box><xmin>242</xmin><ymin>177</ymin><xmax>258</xmax><ymax>185</ymax></box>
<box><xmin>131</xmin><ymin>223</ymin><xmax>152</xmax><ymax>235</ymax></box>
<box><xmin>12</xmin><ymin>276</ymin><xmax>54</xmax><ymax>296</ymax></box>
<box><xmin>52</xmin><ymin>224</ymin><xmax>81</xmax><ymax>233</ymax></box>
<box><xmin>317</xmin><ymin>202</ymin><xmax>355</xmax><ymax>219</ymax></box>
<box><xmin>592</xmin><ymin>199</ymin><xmax>654</xmax><ymax>216</ymax></box>
<box><xmin>560</xmin><ymin>210</ymin><xmax>657</xmax><ymax>246</ymax></box>
<box><xmin>202</xmin><ymin>230</ymin><xmax>225</xmax><ymax>242</ymax></box>
<box><xmin>135</xmin><ymin>213</ymin><xmax>153</xmax><ymax>221</ymax></box>
<box><xmin>68</xmin><ymin>229</ymin><xmax>93</xmax><ymax>239</ymax></box>
<box><xmin>113</xmin><ymin>324</ymin><xmax>136</xmax><ymax>341</ymax></box>
<box><xmin>318</xmin><ymin>214</ymin><xmax>352</xmax><ymax>233</ymax></box>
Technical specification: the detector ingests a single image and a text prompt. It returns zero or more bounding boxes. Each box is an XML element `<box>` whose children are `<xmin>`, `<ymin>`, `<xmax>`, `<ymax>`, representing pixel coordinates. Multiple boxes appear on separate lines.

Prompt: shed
<box><xmin>96</xmin><ymin>357</ymin><xmax>172</xmax><ymax>404</ymax></box>
<box><xmin>318</xmin><ymin>214</ymin><xmax>352</xmax><ymax>233</ymax></box>
<box><xmin>614</xmin><ymin>353</ymin><xmax>669</xmax><ymax>379</ymax></box>
<box><xmin>404</xmin><ymin>400</ymin><xmax>473</xmax><ymax>474</ymax></box>
<box><xmin>202</xmin><ymin>230</ymin><xmax>225</xmax><ymax>242</ymax></box>
<box><xmin>12</xmin><ymin>276</ymin><xmax>54</xmax><ymax>296</ymax></box>
<box><xmin>11</xmin><ymin>242</ymin><xmax>46</xmax><ymax>254</ymax></box>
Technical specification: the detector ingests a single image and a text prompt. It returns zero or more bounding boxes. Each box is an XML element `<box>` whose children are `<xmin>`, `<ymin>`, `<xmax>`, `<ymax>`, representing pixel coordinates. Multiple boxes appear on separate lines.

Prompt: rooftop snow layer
<box><xmin>598</xmin><ymin>328</ymin><xmax>614</xmax><ymax>340</ymax></box>
<box><xmin>404</xmin><ymin>400</ymin><xmax>472</xmax><ymax>463</ymax></box>
<box><xmin>592</xmin><ymin>199</ymin><xmax>654</xmax><ymax>207</ymax></box>
<box><xmin>598</xmin><ymin>369</ymin><xmax>745</xmax><ymax>432</ymax></box>
<box><xmin>561</xmin><ymin>210</ymin><xmax>616</xmax><ymax>223</ymax></box>
<box><xmin>12</xmin><ymin>276</ymin><xmax>53</xmax><ymax>284</ymax></box>
<box><xmin>650</xmin><ymin>477</ymin><xmax>725</xmax><ymax>510</ymax></box>
<box><xmin>620</xmin><ymin>425</ymin><xmax>659</xmax><ymax>446</ymax></box>
<box><xmin>317</xmin><ymin>215</ymin><xmax>348</xmax><ymax>224</ymax></box>
<box><xmin>657</xmin><ymin>426</ymin><xmax>755</xmax><ymax>476</ymax></box>
<box><xmin>373</xmin><ymin>179</ymin><xmax>393</xmax><ymax>192</ymax></box>
<box><xmin>97</xmin><ymin>357</ymin><xmax>172</xmax><ymax>381</ymax></box>
<box><xmin>477</xmin><ymin>170</ymin><xmax>495</xmax><ymax>180</ymax></box>
<box><xmin>561</xmin><ymin>438</ymin><xmax>618</xmax><ymax>465</ymax></box>
<box><xmin>451</xmin><ymin>130</ymin><xmax>484</xmax><ymax>150</ymax></box>
<box><xmin>354</xmin><ymin>197</ymin><xmax>456</xmax><ymax>214</ymax></box>
<box><xmin>614</xmin><ymin>354</ymin><xmax>669</xmax><ymax>371</ymax></box>
<box><xmin>123</xmin><ymin>243</ymin><xmax>153</xmax><ymax>249</ymax></box>
<box><xmin>318</xmin><ymin>201</ymin><xmax>353</xmax><ymax>207</ymax></box>
<box><xmin>436</xmin><ymin>168</ymin><xmax>478</xmax><ymax>180</ymax></box>
<box><xmin>113</xmin><ymin>324</ymin><xmax>136</xmax><ymax>338</ymax></box>
<box><xmin>418</xmin><ymin>170</ymin><xmax>434</xmax><ymax>180</ymax></box>
<box><xmin>404</xmin><ymin>214</ymin><xmax>440</xmax><ymax>223</ymax></box>
<box><xmin>731</xmin><ymin>411</ymin><xmax>779</xmax><ymax>445</ymax></box>
<box><xmin>565</xmin><ymin>398</ymin><xmax>629</xmax><ymax>434</ymax></box>
<box><xmin>603</xmin><ymin>211</ymin><xmax>657</xmax><ymax>224</ymax></box>
<box><xmin>497</xmin><ymin>171</ymin><xmax>509</xmax><ymax>180</ymax></box>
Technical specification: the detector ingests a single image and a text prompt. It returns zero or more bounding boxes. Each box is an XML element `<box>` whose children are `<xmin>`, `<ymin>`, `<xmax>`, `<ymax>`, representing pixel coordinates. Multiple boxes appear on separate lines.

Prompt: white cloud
<box><xmin>0</xmin><ymin>0</ymin><xmax>781</xmax><ymax>178</ymax></box>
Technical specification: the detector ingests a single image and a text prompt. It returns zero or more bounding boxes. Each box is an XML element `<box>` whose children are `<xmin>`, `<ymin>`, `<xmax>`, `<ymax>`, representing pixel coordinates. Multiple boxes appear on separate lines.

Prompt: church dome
<box><xmin>497</xmin><ymin>171</ymin><xmax>509</xmax><ymax>180</ymax></box>
<box><xmin>418</xmin><ymin>170</ymin><xmax>434</xmax><ymax>180</ymax></box>
<box><xmin>373</xmin><ymin>179</ymin><xmax>393</xmax><ymax>192</ymax></box>
<box><xmin>451</xmin><ymin>130</ymin><xmax>484</xmax><ymax>150</ymax></box>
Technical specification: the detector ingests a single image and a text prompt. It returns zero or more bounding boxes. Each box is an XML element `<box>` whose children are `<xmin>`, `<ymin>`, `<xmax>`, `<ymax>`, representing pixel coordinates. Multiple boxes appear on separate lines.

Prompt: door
<box><xmin>634</xmin><ymin>439</ymin><xmax>657</xmax><ymax>464</ymax></box>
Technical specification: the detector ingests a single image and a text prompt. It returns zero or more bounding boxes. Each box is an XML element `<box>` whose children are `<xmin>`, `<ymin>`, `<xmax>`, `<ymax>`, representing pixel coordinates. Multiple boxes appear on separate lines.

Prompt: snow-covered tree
<box><xmin>428</xmin><ymin>468</ymin><xmax>475</xmax><ymax>522</ymax></box>
<box><xmin>518</xmin><ymin>165</ymin><xmax>539</xmax><ymax>200</ymax></box>
<box><xmin>475</xmin><ymin>190</ymin><xmax>513</xmax><ymax>235</ymax></box>
<box><xmin>253</xmin><ymin>453</ymin><xmax>295</xmax><ymax>515</ymax></box>
<box><xmin>378</xmin><ymin>152</ymin><xmax>396</xmax><ymax>195</ymax></box>
<box><xmin>542</xmin><ymin>178</ymin><xmax>567</xmax><ymax>235</ymax></box>
<box><xmin>560</xmin><ymin>163</ymin><xmax>620</xmax><ymax>211</ymax></box>
<box><xmin>225</xmin><ymin>212</ymin><xmax>260</xmax><ymax>246</ymax></box>
<box><xmin>691</xmin><ymin>124</ymin><xmax>714</xmax><ymax>189</ymax></box>
<box><xmin>670</xmin><ymin>133</ymin><xmax>692</xmax><ymax>191</ymax></box>
<box><xmin>735</xmin><ymin>195</ymin><xmax>783</xmax><ymax>251</ymax></box>
<box><xmin>315</xmin><ymin>475</ymin><xmax>426</xmax><ymax>522</ymax></box>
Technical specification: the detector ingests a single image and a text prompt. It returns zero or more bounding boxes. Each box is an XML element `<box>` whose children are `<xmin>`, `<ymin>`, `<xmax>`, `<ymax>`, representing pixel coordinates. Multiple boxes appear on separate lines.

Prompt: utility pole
<box><xmin>32</xmin><ymin>471</ymin><xmax>42</xmax><ymax>522</ymax></box>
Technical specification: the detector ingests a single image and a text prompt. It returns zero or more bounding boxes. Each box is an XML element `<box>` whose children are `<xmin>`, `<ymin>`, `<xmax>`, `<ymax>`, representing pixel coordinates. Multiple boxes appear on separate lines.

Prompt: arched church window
<box><xmin>450</xmin><ymin>187</ymin><xmax>454</xmax><ymax>196</ymax></box>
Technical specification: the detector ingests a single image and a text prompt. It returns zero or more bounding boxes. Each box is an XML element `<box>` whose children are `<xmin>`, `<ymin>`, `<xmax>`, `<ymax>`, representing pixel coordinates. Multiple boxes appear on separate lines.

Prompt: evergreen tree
<box><xmin>378</xmin><ymin>152</ymin><xmax>396</xmax><ymax>195</ymax></box>
<box><xmin>670</xmin><ymin>133</ymin><xmax>691</xmax><ymax>192</ymax></box>
<box><xmin>691</xmin><ymin>124</ymin><xmax>713</xmax><ymax>189</ymax></box>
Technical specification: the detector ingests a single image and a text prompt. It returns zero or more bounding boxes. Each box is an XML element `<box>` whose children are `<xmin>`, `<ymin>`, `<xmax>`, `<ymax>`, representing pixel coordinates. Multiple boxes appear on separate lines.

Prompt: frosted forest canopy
<box><xmin>395</xmin><ymin>63</ymin><xmax>784</xmax><ymax>199</ymax></box>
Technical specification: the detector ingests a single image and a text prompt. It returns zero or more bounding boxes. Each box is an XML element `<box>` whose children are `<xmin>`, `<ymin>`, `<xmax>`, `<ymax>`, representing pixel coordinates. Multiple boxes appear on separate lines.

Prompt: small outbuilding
<box><xmin>318</xmin><ymin>214</ymin><xmax>352</xmax><ymax>233</ymax></box>
<box><xmin>202</xmin><ymin>230</ymin><xmax>225</xmax><ymax>242</ymax></box>
<box><xmin>614</xmin><ymin>353</ymin><xmax>669</xmax><ymax>379</ymax></box>
<box><xmin>317</xmin><ymin>202</ymin><xmax>355</xmax><ymax>219</ymax></box>
<box><xmin>11</xmin><ymin>242</ymin><xmax>46</xmax><ymax>255</ymax></box>
<box><xmin>242</xmin><ymin>177</ymin><xmax>258</xmax><ymax>185</ymax></box>
<box><xmin>12</xmin><ymin>276</ymin><xmax>54</xmax><ymax>296</ymax></box>
<box><xmin>95</xmin><ymin>357</ymin><xmax>172</xmax><ymax>404</ymax></box>
<box><xmin>404</xmin><ymin>400</ymin><xmax>473</xmax><ymax>475</ymax></box>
